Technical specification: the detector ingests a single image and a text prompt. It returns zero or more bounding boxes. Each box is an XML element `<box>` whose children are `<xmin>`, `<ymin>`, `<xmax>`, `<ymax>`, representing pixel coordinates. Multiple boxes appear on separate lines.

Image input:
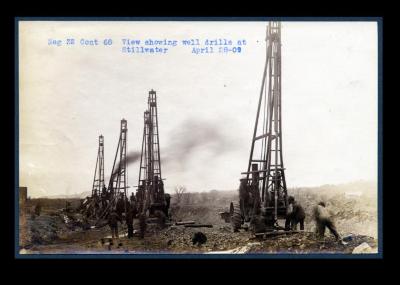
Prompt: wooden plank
<box><xmin>175</xmin><ymin>221</ymin><xmax>196</xmax><ymax>225</ymax></box>
<box><xmin>254</xmin><ymin>230</ymin><xmax>299</xmax><ymax>238</ymax></box>
<box><xmin>184</xmin><ymin>224</ymin><xmax>213</xmax><ymax>228</ymax></box>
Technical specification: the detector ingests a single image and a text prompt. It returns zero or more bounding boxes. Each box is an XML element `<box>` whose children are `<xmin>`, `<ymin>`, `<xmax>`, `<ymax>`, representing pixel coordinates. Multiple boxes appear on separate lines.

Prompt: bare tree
<box><xmin>174</xmin><ymin>185</ymin><xmax>186</xmax><ymax>204</ymax></box>
<box><xmin>182</xmin><ymin>192</ymin><xmax>193</xmax><ymax>205</ymax></box>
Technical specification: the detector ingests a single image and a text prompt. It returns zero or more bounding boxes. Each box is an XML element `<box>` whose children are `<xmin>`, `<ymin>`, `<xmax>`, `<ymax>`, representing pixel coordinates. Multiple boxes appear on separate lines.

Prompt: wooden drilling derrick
<box><xmin>108</xmin><ymin>119</ymin><xmax>128</xmax><ymax>202</ymax></box>
<box><xmin>229</xmin><ymin>21</ymin><xmax>289</xmax><ymax>232</ymax></box>
<box><xmin>91</xmin><ymin>135</ymin><xmax>105</xmax><ymax>198</ymax></box>
<box><xmin>80</xmin><ymin>135</ymin><xmax>106</xmax><ymax>219</ymax></box>
<box><xmin>96</xmin><ymin>119</ymin><xmax>129</xmax><ymax>221</ymax></box>
<box><xmin>137</xmin><ymin>90</ymin><xmax>170</xmax><ymax>219</ymax></box>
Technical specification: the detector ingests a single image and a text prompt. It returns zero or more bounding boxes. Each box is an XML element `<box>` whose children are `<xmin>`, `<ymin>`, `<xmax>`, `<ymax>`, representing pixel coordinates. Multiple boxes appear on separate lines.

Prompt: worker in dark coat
<box><xmin>164</xmin><ymin>193</ymin><xmax>171</xmax><ymax>218</ymax></box>
<box><xmin>130</xmin><ymin>198</ymin><xmax>138</xmax><ymax>218</ymax></box>
<box><xmin>290</xmin><ymin>197</ymin><xmax>305</xmax><ymax>230</ymax></box>
<box><xmin>285</xmin><ymin>196</ymin><xmax>295</xmax><ymax>230</ymax></box>
<box><xmin>116</xmin><ymin>194</ymin><xmax>126</xmax><ymax>220</ymax></box>
<box><xmin>108</xmin><ymin>209</ymin><xmax>121</xmax><ymax>239</ymax></box>
<box><xmin>125</xmin><ymin>208</ymin><xmax>134</xmax><ymax>238</ymax></box>
<box><xmin>138</xmin><ymin>213</ymin><xmax>147</xmax><ymax>239</ymax></box>
<box><xmin>313</xmin><ymin>202</ymin><xmax>341</xmax><ymax>241</ymax></box>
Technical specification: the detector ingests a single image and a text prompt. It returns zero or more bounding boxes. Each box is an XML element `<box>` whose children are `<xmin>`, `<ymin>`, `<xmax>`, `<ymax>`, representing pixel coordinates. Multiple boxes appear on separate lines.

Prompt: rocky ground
<box><xmin>19</xmin><ymin>207</ymin><xmax>378</xmax><ymax>255</ymax></box>
<box><xmin>20</xmin><ymin>219</ymin><xmax>377</xmax><ymax>254</ymax></box>
<box><xmin>19</xmin><ymin>183</ymin><xmax>378</xmax><ymax>255</ymax></box>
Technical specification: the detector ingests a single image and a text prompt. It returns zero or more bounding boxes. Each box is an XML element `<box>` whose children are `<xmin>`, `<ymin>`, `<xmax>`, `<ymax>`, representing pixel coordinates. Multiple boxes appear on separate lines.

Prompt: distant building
<box><xmin>19</xmin><ymin>187</ymin><xmax>27</xmax><ymax>205</ymax></box>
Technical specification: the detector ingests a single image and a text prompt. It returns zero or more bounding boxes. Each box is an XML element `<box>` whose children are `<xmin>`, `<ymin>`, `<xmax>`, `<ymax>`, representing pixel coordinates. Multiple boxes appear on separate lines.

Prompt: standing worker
<box><xmin>108</xmin><ymin>209</ymin><xmax>121</xmax><ymax>240</ymax></box>
<box><xmin>289</xmin><ymin>196</ymin><xmax>305</xmax><ymax>231</ymax></box>
<box><xmin>125</xmin><ymin>208</ymin><xmax>134</xmax><ymax>238</ymax></box>
<box><xmin>285</xmin><ymin>196</ymin><xmax>294</xmax><ymax>231</ymax></box>
<box><xmin>313</xmin><ymin>202</ymin><xmax>342</xmax><ymax>242</ymax></box>
<box><xmin>164</xmin><ymin>193</ymin><xmax>171</xmax><ymax>219</ymax></box>
<box><xmin>138</xmin><ymin>213</ymin><xmax>147</xmax><ymax>239</ymax></box>
<box><xmin>116</xmin><ymin>193</ymin><xmax>125</xmax><ymax>220</ymax></box>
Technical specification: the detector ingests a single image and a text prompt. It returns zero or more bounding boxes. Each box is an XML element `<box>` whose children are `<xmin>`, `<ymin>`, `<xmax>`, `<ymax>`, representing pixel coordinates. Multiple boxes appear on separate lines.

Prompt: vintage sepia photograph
<box><xmin>16</xmin><ymin>18</ymin><xmax>381</xmax><ymax>257</ymax></box>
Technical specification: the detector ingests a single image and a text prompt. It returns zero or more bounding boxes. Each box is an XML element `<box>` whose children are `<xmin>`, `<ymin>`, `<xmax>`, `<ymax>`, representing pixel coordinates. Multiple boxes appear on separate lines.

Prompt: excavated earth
<box><xmin>19</xmin><ymin>201</ymin><xmax>378</xmax><ymax>255</ymax></box>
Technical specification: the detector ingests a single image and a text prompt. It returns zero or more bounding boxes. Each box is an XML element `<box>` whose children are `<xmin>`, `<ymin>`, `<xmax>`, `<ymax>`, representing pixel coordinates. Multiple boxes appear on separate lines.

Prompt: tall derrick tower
<box><xmin>91</xmin><ymin>135</ymin><xmax>105</xmax><ymax>197</ymax></box>
<box><xmin>137</xmin><ymin>90</ymin><xmax>169</xmax><ymax>217</ymax></box>
<box><xmin>231</xmin><ymin>22</ymin><xmax>288</xmax><ymax>232</ymax></box>
<box><xmin>96</xmin><ymin>119</ymin><xmax>129</xmax><ymax>221</ymax></box>
<box><xmin>108</xmin><ymin>119</ymin><xmax>128</xmax><ymax>202</ymax></box>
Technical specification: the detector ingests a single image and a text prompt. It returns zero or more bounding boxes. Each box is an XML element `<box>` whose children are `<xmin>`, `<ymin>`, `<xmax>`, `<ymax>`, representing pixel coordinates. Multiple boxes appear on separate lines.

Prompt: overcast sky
<box><xmin>19</xmin><ymin>21</ymin><xmax>378</xmax><ymax>197</ymax></box>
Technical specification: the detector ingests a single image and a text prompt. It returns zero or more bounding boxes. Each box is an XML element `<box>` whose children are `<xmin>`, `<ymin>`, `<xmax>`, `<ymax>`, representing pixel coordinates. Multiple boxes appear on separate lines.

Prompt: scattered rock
<box><xmin>352</xmin><ymin>242</ymin><xmax>374</xmax><ymax>254</ymax></box>
<box><xmin>192</xmin><ymin>232</ymin><xmax>207</xmax><ymax>246</ymax></box>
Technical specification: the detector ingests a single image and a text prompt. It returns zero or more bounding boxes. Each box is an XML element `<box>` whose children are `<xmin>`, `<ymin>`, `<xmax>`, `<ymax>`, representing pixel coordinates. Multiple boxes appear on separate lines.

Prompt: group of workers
<box><xmin>80</xmin><ymin>185</ymin><xmax>172</xmax><ymax>241</ymax></box>
<box><xmin>108</xmin><ymin>192</ymin><xmax>171</xmax><ymax>240</ymax></box>
<box><xmin>285</xmin><ymin>195</ymin><xmax>342</xmax><ymax>242</ymax></box>
<box><xmin>79</xmin><ymin>190</ymin><xmax>140</xmax><ymax>240</ymax></box>
<box><xmin>108</xmin><ymin>193</ymin><xmax>139</xmax><ymax>240</ymax></box>
<box><xmin>81</xmin><ymin>187</ymin><xmax>343</xmax><ymax>244</ymax></box>
<box><xmin>109</xmin><ymin>193</ymin><xmax>343</xmax><ymax>242</ymax></box>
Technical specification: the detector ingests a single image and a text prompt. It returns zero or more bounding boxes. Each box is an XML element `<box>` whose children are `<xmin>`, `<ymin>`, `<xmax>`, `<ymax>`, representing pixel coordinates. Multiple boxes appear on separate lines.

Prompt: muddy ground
<box><xmin>19</xmin><ymin>185</ymin><xmax>379</xmax><ymax>255</ymax></box>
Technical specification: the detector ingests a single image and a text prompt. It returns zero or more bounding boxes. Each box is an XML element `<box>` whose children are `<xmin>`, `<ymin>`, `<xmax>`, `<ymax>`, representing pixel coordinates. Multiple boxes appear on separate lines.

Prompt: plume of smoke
<box><xmin>111</xmin><ymin>151</ymin><xmax>141</xmax><ymax>177</ymax></box>
<box><xmin>163</xmin><ymin>119</ymin><xmax>237</xmax><ymax>170</ymax></box>
<box><xmin>106</xmin><ymin>119</ymin><xmax>237</xmax><ymax>181</ymax></box>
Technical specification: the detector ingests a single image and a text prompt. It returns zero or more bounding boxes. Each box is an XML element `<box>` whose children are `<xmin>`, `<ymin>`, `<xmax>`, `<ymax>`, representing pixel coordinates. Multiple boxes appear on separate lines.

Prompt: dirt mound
<box><xmin>25</xmin><ymin>215</ymin><xmax>60</xmax><ymax>246</ymax></box>
<box><xmin>20</xmin><ymin>209</ymin><xmax>94</xmax><ymax>249</ymax></box>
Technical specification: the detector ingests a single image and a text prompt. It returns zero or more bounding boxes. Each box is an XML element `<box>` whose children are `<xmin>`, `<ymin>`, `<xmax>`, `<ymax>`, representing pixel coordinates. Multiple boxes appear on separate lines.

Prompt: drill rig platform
<box><xmin>136</xmin><ymin>90</ymin><xmax>171</xmax><ymax>222</ymax></box>
<box><xmin>223</xmin><ymin>22</ymin><xmax>290</xmax><ymax>233</ymax></box>
<box><xmin>80</xmin><ymin>119</ymin><xmax>130</xmax><ymax>225</ymax></box>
